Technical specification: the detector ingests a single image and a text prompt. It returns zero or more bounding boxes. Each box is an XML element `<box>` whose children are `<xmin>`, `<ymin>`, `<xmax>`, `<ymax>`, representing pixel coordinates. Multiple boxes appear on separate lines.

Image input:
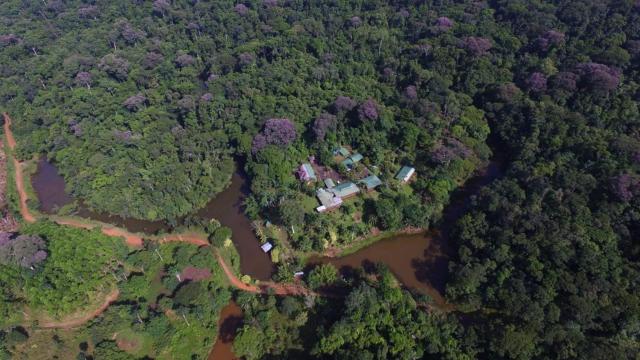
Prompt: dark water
<box><xmin>208</xmin><ymin>301</ymin><xmax>243</xmax><ymax>360</ymax></box>
<box><xmin>31</xmin><ymin>158</ymin><xmax>273</xmax><ymax>279</ymax></box>
<box><xmin>309</xmin><ymin>159</ymin><xmax>504</xmax><ymax>307</ymax></box>
<box><xmin>196</xmin><ymin>172</ymin><xmax>274</xmax><ymax>280</ymax></box>
<box><xmin>32</xmin><ymin>159</ymin><xmax>170</xmax><ymax>233</ymax></box>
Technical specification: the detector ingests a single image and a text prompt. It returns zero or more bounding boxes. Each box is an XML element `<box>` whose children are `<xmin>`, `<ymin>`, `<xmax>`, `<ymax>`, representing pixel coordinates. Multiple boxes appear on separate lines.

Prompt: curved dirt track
<box><xmin>38</xmin><ymin>289</ymin><xmax>120</xmax><ymax>329</ymax></box>
<box><xmin>215</xmin><ymin>250</ymin><xmax>315</xmax><ymax>296</ymax></box>
<box><xmin>3</xmin><ymin>113</ymin><xmax>36</xmax><ymax>223</ymax></box>
<box><xmin>3</xmin><ymin>112</ymin><xmax>317</xmax><ymax>330</ymax></box>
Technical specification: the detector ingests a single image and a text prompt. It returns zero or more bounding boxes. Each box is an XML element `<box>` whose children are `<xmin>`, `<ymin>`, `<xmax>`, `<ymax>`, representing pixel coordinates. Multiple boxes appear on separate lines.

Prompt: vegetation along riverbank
<box><xmin>2</xmin><ymin>0</ymin><xmax>640</xmax><ymax>359</ymax></box>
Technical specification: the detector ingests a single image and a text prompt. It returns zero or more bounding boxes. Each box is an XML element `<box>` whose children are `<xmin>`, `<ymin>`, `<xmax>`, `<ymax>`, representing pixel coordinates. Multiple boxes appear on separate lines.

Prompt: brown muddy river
<box><xmin>208</xmin><ymin>301</ymin><xmax>243</xmax><ymax>360</ymax></box>
<box><xmin>309</xmin><ymin>159</ymin><xmax>504</xmax><ymax>307</ymax></box>
<box><xmin>309</xmin><ymin>231</ymin><xmax>451</xmax><ymax>306</ymax></box>
<box><xmin>31</xmin><ymin>158</ymin><xmax>273</xmax><ymax>280</ymax></box>
<box><xmin>32</xmin><ymin>154</ymin><xmax>503</xmax><ymax>359</ymax></box>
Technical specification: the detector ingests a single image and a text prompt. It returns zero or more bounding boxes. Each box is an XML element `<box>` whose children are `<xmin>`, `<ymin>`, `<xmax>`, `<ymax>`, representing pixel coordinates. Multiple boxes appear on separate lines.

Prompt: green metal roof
<box><xmin>395</xmin><ymin>166</ymin><xmax>415</xmax><ymax>180</ymax></box>
<box><xmin>301</xmin><ymin>163</ymin><xmax>316</xmax><ymax>180</ymax></box>
<box><xmin>341</xmin><ymin>153</ymin><xmax>363</xmax><ymax>168</ymax></box>
<box><xmin>324</xmin><ymin>178</ymin><xmax>336</xmax><ymax>188</ymax></box>
<box><xmin>334</xmin><ymin>146</ymin><xmax>350</xmax><ymax>157</ymax></box>
<box><xmin>359</xmin><ymin>175</ymin><xmax>382</xmax><ymax>190</ymax></box>
<box><xmin>331</xmin><ymin>182</ymin><xmax>360</xmax><ymax>197</ymax></box>
<box><xmin>350</xmin><ymin>153</ymin><xmax>363</xmax><ymax>162</ymax></box>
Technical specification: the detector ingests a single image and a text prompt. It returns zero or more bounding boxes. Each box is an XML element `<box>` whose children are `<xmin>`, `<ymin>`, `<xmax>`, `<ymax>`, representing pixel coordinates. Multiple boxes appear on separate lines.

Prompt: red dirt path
<box><xmin>3</xmin><ymin>113</ymin><xmax>36</xmax><ymax>223</ymax></box>
<box><xmin>3</xmin><ymin>112</ymin><xmax>317</xmax><ymax>329</ymax></box>
<box><xmin>38</xmin><ymin>289</ymin><xmax>120</xmax><ymax>329</ymax></box>
<box><xmin>215</xmin><ymin>250</ymin><xmax>315</xmax><ymax>296</ymax></box>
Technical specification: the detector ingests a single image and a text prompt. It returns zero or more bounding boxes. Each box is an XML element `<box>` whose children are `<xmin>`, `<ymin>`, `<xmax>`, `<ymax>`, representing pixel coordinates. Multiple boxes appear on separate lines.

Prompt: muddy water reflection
<box><xmin>310</xmin><ymin>232</ymin><xmax>450</xmax><ymax>307</ymax></box>
<box><xmin>310</xmin><ymin>160</ymin><xmax>504</xmax><ymax>307</ymax></box>
<box><xmin>31</xmin><ymin>158</ymin><xmax>273</xmax><ymax>279</ymax></box>
<box><xmin>208</xmin><ymin>301</ymin><xmax>243</xmax><ymax>360</ymax></box>
<box><xmin>196</xmin><ymin>172</ymin><xmax>274</xmax><ymax>280</ymax></box>
<box><xmin>32</xmin><ymin>158</ymin><xmax>170</xmax><ymax>233</ymax></box>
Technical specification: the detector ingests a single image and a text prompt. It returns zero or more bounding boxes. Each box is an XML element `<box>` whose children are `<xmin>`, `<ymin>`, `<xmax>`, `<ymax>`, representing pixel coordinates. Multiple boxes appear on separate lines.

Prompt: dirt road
<box><xmin>3</xmin><ymin>112</ymin><xmax>317</xmax><ymax>330</ymax></box>
<box><xmin>215</xmin><ymin>250</ymin><xmax>314</xmax><ymax>296</ymax></box>
<box><xmin>38</xmin><ymin>289</ymin><xmax>120</xmax><ymax>329</ymax></box>
<box><xmin>3</xmin><ymin>113</ymin><xmax>36</xmax><ymax>223</ymax></box>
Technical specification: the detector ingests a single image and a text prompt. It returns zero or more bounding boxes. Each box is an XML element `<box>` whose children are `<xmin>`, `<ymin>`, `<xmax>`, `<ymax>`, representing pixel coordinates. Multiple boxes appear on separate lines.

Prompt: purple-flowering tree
<box><xmin>187</xmin><ymin>22</ymin><xmax>200</xmax><ymax>32</ymax></box>
<box><xmin>98</xmin><ymin>54</ymin><xmax>130</xmax><ymax>81</ymax></box>
<box><xmin>575</xmin><ymin>62</ymin><xmax>621</xmax><ymax>92</ymax></box>
<box><xmin>382</xmin><ymin>67</ymin><xmax>394</xmax><ymax>81</ymax></box>
<box><xmin>525</xmin><ymin>72</ymin><xmax>547</xmax><ymax>93</ymax></box>
<box><xmin>251</xmin><ymin>134</ymin><xmax>268</xmax><ymax>154</ymax></box>
<box><xmin>252</xmin><ymin>118</ymin><xmax>297</xmax><ymax>154</ymax></box>
<box><xmin>435</xmin><ymin>16</ymin><xmax>454</xmax><ymax>31</ymax></box>
<box><xmin>234</xmin><ymin>3</ymin><xmax>249</xmax><ymax>16</ymax></box>
<box><xmin>626</xmin><ymin>40</ymin><xmax>640</xmax><ymax>57</ymax></box>
<box><xmin>177</xmin><ymin>95</ymin><xmax>196</xmax><ymax>111</ymax></box>
<box><xmin>207</xmin><ymin>73</ymin><xmax>220</xmax><ymax>82</ymax></box>
<box><xmin>118</xmin><ymin>20</ymin><xmax>146</xmax><ymax>44</ymax></box>
<box><xmin>398</xmin><ymin>8</ymin><xmax>410</xmax><ymax>18</ymax></box>
<box><xmin>496</xmin><ymin>83</ymin><xmax>521</xmax><ymax>102</ymax></box>
<box><xmin>152</xmin><ymin>0</ymin><xmax>171</xmax><ymax>17</ymax></box>
<box><xmin>77</xmin><ymin>5</ymin><xmax>99</xmax><ymax>19</ymax></box>
<box><xmin>312</xmin><ymin>112</ymin><xmax>337</xmax><ymax>141</ymax></box>
<box><xmin>45</xmin><ymin>0</ymin><xmax>65</xmax><ymax>14</ymax></box>
<box><xmin>404</xmin><ymin>85</ymin><xmax>418</xmax><ymax>100</ymax></box>
<box><xmin>171</xmin><ymin>125</ymin><xmax>186</xmax><ymax>138</ymax></box>
<box><xmin>415</xmin><ymin>43</ymin><xmax>432</xmax><ymax>57</ymax></box>
<box><xmin>262</xmin><ymin>118</ymin><xmax>297</xmax><ymax>146</ymax></box>
<box><xmin>350</xmin><ymin>16</ymin><xmax>362</xmax><ymax>27</ymax></box>
<box><xmin>114</xmin><ymin>129</ymin><xmax>133</xmax><ymax>141</ymax></box>
<box><xmin>431</xmin><ymin>139</ymin><xmax>472</xmax><ymax>165</ymax></box>
<box><xmin>0</xmin><ymin>34</ymin><xmax>21</xmax><ymax>46</ymax></box>
<box><xmin>535</xmin><ymin>30</ymin><xmax>565</xmax><ymax>52</ymax></box>
<box><xmin>544</xmin><ymin>30</ymin><xmax>565</xmax><ymax>45</ymax></box>
<box><xmin>431</xmin><ymin>145</ymin><xmax>457</xmax><ymax>165</ymax></box>
<box><xmin>358</xmin><ymin>99</ymin><xmax>379</xmax><ymax>121</ymax></box>
<box><xmin>262</xmin><ymin>0</ymin><xmax>278</xmax><ymax>7</ymax></box>
<box><xmin>143</xmin><ymin>52</ymin><xmax>164</xmax><ymax>69</ymax></box>
<box><xmin>200</xmin><ymin>93</ymin><xmax>213</xmax><ymax>102</ymax></box>
<box><xmin>68</xmin><ymin>120</ymin><xmax>83</xmax><ymax>137</ymax></box>
<box><xmin>333</xmin><ymin>96</ymin><xmax>357</xmax><ymax>113</ymax></box>
<box><xmin>461</xmin><ymin>36</ymin><xmax>492</xmax><ymax>56</ymax></box>
<box><xmin>123</xmin><ymin>93</ymin><xmax>146</xmax><ymax>111</ymax></box>
<box><xmin>238</xmin><ymin>52</ymin><xmax>255</xmax><ymax>67</ymax></box>
<box><xmin>175</xmin><ymin>54</ymin><xmax>195</xmax><ymax>68</ymax></box>
<box><xmin>0</xmin><ymin>234</ymin><xmax>47</xmax><ymax>269</ymax></box>
<box><xmin>551</xmin><ymin>71</ymin><xmax>578</xmax><ymax>91</ymax></box>
<box><xmin>74</xmin><ymin>71</ymin><xmax>92</xmax><ymax>89</ymax></box>
<box><xmin>611</xmin><ymin>174</ymin><xmax>639</xmax><ymax>201</ymax></box>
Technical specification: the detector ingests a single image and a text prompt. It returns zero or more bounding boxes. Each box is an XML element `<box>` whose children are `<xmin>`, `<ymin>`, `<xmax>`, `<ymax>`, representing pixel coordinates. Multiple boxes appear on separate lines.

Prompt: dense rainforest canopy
<box><xmin>1</xmin><ymin>0</ymin><xmax>640</xmax><ymax>359</ymax></box>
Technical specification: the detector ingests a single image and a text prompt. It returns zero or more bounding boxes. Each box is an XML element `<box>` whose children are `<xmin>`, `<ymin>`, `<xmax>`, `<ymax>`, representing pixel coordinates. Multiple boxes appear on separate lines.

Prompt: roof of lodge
<box><xmin>301</xmin><ymin>163</ymin><xmax>317</xmax><ymax>180</ymax></box>
<box><xmin>334</xmin><ymin>146</ymin><xmax>350</xmax><ymax>157</ymax></box>
<box><xmin>395</xmin><ymin>165</ymin><xmax>415</xmax><ymax>180</ymax></box>
<box><xmin>331</xmin><ymin>181</ymin><xmax>360</xmax><ymax>197</ymax></box>
<box><xmin>359</xmin><ymin>174</ymin><xmax>382</xmax><ymax>190</ymax></box>
<box><xmin>317</xmin><ymin>188</ymin><xmax>337</xmax><ymax>206</ymax></box>
<box><xmin>341</xmin><ymin>153</ymin><xmax>363</xmax><ymax>168</ymax></box>
<box><xmin>324</xmin><ymin>178</ymin><xmax>336</xmax><ymax>188</ymax></box>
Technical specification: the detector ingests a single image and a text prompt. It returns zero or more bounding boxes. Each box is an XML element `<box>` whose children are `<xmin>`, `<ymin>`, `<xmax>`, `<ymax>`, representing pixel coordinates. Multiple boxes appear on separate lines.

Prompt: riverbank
<box><xmin>2</xmin><ymin>112</ymin><xmax>315</xmax><ymax>329</ymax></box>
<box><xmin>3</xmin><ymin>113</ymin><xmax>36</xmax><ymax>223</ymax></box>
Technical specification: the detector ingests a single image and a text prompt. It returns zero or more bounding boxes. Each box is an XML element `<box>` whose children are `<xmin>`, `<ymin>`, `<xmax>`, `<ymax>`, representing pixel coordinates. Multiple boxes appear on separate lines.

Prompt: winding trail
<box><xmin>38</xmin><ymin>289</ymin><xmax>120</xmax><ymax>329</ymax></box>
<box><xmin>3</xmin><ymin>113</ymin><xmax>36</xmax><ymax>223</ymax></box>
<box><xmin>3</xmin><ymin>112</ymin><xmax>316</xmax><ymax>328</ymax></box>
<box><xmin>215</xmin><ymin>250</ymin><xmax>315</xmax><ymax>296</ymax></box>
